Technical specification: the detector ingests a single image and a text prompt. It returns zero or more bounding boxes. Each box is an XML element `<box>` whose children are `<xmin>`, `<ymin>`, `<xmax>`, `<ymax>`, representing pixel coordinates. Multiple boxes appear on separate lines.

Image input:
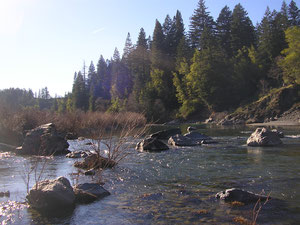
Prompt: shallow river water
<box><xmin>0</xmin><ymin>124</ymin><xmax>300</xmax><ymax>224</ymax></box>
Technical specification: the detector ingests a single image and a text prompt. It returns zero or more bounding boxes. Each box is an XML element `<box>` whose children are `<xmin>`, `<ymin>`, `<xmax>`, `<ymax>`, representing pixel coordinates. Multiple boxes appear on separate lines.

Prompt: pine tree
<box><xmin>230</xmin><ymin>3</ymin><xmax>256</xmax><ymax>55</ymax></box>
<box><xmin>111</xmin><ymin>48</ymin><xmax>131</xmax><ymax>99</ymax></box>
<box><xmin>127</xmin><ymin>28</ymin><xmax>151</xmax><ymax>112</ymax></box>
<box><xmin>87</xmin><ymin>61</ymin><xmax>96</xmax><ymax>110</ymax></box>
<box><xmin>87</xmin><ymin>61</ymin><xmax>96</xmax><ymax>92</ymax></box>
<box><xmin>189</xmin><ymin>0</ymin><xmax>215</xmax><ymax>49</ymax></box>
<box><xmin>216</xmin><ymin>5</ymin><xmax>233</xmax><ymax>56</ymax></box>
<box><xmin>280</xmin><ymin>0</ymin><xmax>290</xmax><ymax>29</ymax></box>
<box><xmin>96</xmin><ymin>55</ymin><xmax>110</xmax><ymax>99</ymax></box>
<box><xmin>122</xmin><ymin>32</ymin><xmax>134</xmax><ymax>62</ymax></box>
<box><xmin>137</xmin><ymin>28</ymin><xmax>148</xmax><ymax>49</ymax></box>
<box><xmin>72</xmin><ymin>71</ymin><xmax>88</xmax><ymax>111</ymax></box>
<box><xmin>175</xmin><ymin>36</ymin><xmax>192</xmax><ymax>71</ymax></box>
<box><xmin>288</xmin><ymin>0</ymin><xmax>300</xmax><ymax>26</ymax></box>
<box><xmin>151</xmin><ymin>20</ymin><xmax>165</xmax><ymax>69</ymax></box>
<box><xmin>174</xmin><ymin>10</ymin><xmax>185</xmax><ymax>48</ymax></box>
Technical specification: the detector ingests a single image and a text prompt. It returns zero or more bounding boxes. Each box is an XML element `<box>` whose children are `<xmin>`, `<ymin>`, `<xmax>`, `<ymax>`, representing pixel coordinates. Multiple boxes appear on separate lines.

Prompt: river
<box><xmin>0</xmin><ymin>124</ymin><xmax>300</xmax><ymax>224</ymax></box>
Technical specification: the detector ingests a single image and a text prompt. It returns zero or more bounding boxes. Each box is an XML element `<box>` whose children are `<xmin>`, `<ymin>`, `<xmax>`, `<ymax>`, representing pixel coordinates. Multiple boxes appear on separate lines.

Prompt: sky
<box><xmin>0</xmin><ymin>0</ymin><xmax>295</xmax><ymax>97</ymax></box>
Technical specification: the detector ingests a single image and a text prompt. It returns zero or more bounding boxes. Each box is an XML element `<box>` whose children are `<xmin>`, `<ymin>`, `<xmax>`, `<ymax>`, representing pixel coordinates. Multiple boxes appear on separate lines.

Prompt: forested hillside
<box><xmin>1</xmin><ymin>0</ymin><xmax>300</xmax><ymax>122</ymax></box>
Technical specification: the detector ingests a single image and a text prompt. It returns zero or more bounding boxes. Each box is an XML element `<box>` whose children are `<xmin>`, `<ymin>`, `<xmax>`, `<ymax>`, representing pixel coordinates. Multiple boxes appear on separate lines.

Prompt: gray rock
<box><xmin>168</xmin><ymin>132</ymin><xmax>212</xmax><ymax>147</ymax></box>
<box><xmin>74</xmin><ymin>183</ymin><xmax>110</xmax><ymax>204</ymax></box>
<box><xmin>26</xmin><ymin>177</ymin><xmax>75</xmax><ymax>211</ymax></box>
<box><xmin>150</xmin><ymin>128</ymin><xmax>181</xmax><ymax>140</ymax></box>
<box><xmin>216</xmin><ymin>188</ymin><xmax>269</xmax><ymax>203</ymax></box>
<box><xmin>247</xmin><ymin>127</ymin><xmax>283</xmax><ymax>146</ymax></box>
<box><xmin>168</xmin><ymin>134</ymin><xmax>198</xmax><ymax>146</ymax></box>
<box><xmin>136</xmin><ymin>137</ymin><xmax>169</xmax><ymax>152</ymax></box>
<box><xmin>17</xmin><ymin>123</ymin><xmax>69</xmax><ymax>156</ymax></box>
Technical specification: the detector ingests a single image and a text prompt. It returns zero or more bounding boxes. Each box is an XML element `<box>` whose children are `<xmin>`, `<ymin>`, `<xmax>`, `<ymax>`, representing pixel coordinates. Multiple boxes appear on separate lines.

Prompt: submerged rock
<box><xmin>216</xmin><ymin>188</ymin><xmax>269</xmax><ymax>204</ymax></box>
<box><xmin>149</xmin><ymin>128</ymin><xmax>181</xmax><ymax>140</ymax></box>
<box><xmin>74</xmin><ymin>153</ymin><xmax>116</xmax><ymax>170</ymax></box>
<box><xmin>26</xmin><ymin>177</ymin><xmax>75</xmax><ymax>211</ymax></box>
<box><xmin>16</xmin><ymin>123</ymin><xmax>69</xmax><ymax>156</ymax></box>
<box><xmin>247</xmin><ymin>127</ymin><xmax>283</xmax><ymax>146</ymax></box>
<box><xmin>168</xmin><ymin>131</ymin><xmax>212</xmax><ymax>147</ymax></box>
<box><xmin>73</xmin><ymin>183</ymin><xmax>110</xmax><ymax>204</ymax></box>
<box><xmin>136</xmin><ymin>137</ymin><xmax>169</xmax><ymax>152</ymax></box>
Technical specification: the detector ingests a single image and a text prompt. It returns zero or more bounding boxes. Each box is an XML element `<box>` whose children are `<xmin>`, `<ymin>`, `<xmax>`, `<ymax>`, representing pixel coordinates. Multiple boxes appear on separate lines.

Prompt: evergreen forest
<box><xmin>1</xmin><ymin>0</ymin><xmax>300</xmax><ymax>122</ymax></box>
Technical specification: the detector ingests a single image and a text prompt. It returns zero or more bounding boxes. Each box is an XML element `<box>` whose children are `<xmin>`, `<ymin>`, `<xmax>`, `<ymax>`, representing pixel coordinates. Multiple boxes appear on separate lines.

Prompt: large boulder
<box><xmin>74</xmin><ymin>153</ymin><xmax>117</xmax><ymax>170</ymax></box>
<box><xmin>149</xmin><ymin>128</ymin><xmax>181</xmax><ymax>140</ymax></box>
<box><xmin>247</xmin><ymin>127</ymin><xmax>283</xmax><ymax>146</ymax></box>
<box><xmin>74</xmin><ymin>183</ymin><xmax>110</xmax><ymax>204</ymax></box>
<box><xmin>168</xmin><ymin>132</ymin><xmax>212</xmax><ymax>147</ymax></box>
<box><xmin>136</xmin><ymin>137</ymin><xmax>169</xmax><ymax>152</ymax></box>
<box><xmin>16</xmin><ymin>123</ymin><xmax>69</xmax><ymax>155</ymax></box>
<box><xmin>26</xmin><ymin>177</ymin><xmax>75</xmax><ymax>211</ymax></box>
<box><xmin>216</xmin><ymin>188</ymin><xmax>269</xmax><ymax>204</ymax></box>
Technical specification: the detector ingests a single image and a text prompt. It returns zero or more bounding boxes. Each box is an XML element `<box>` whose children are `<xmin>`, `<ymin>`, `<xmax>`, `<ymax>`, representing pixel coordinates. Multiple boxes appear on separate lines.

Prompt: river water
<box><xmin>0</xmin><ymin>125</ymin><xmax>300</xmax><ymax>224</ymax></box>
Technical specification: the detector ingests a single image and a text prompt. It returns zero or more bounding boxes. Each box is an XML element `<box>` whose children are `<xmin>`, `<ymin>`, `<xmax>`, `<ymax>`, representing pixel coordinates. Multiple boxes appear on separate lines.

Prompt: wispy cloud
<box><xmin>91</xmin><ymin>27</ymin><xmax>105</xmax><ymax>34</ymax></box>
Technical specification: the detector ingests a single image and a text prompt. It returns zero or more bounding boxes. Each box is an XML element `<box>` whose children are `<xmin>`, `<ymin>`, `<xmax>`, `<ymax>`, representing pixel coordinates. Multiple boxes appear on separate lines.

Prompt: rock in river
<box><xmin>136</xmin><ymin>137</ymin><xmax>169</xmax><ymax>152</ymax></box>
<box><xmin>168</xmin><ymin>131</ymin><xmax>212</xmax><ymax>147</ymax></box>
<box><xmin>26</xmin><ymin>177</ymin><xmax>75</xmax><ymax>211</ymax></box>
<box><xmin>247</xmin><ymin>127</ymin><xmax>283</xmax><ymax>146</ymax></box>
<box><xmin>149</xmin><ymin>128</ymin><xmax>181</xmax><ymax>140</ymax></box>
<box><xmin>16</xmin><ymin>123</ymin><xmax>69</xmax><ymax>156</ymax></box>
<box><xmin>74</xmin><ymin>183</ymin><xmax>110</xmax><ymax>204</ymax></box>
<box><xmin>216</xmin><ymin>188</ymin><xmax>269</xmax><ymax>204</ymax></box>
<box><xmin>74</xmin><ymin>153</ymin><xmax>117</xmax><ymax>169</ymax></box>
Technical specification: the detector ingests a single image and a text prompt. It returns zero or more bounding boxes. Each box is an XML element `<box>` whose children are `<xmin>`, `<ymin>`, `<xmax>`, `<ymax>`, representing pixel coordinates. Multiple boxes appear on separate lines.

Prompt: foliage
<box><xmin>279</xmin><ymin>26</ymin><xmax>300</xmax><ymax>84</ymax></box>
<box><xmin>3</xmin><ymin>1</ymin><xmax>300</xmax><ymax>122</ymax></box>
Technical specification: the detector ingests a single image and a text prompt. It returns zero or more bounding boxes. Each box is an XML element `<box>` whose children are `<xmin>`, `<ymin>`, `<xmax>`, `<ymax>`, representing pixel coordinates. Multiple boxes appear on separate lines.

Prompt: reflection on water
<box><xmin>0</xmin><ymin>125</ymin><xmax>300</xmax><ymax>224</ymax></box>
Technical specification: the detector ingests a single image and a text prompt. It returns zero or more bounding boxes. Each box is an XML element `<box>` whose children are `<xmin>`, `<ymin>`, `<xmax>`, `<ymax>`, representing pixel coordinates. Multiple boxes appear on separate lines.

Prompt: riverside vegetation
<box><xmin>1</xmin><ymin>0</ymin><xmax>299</xmax><ymax>125</ymax></box>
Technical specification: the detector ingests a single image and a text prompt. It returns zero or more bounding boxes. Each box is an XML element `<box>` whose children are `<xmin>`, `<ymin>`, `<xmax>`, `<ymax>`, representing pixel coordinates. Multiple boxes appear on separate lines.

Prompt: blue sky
<box><xmin>0</xmin><ymin>0</ymin><xmax>291</xmax><ymax>96</ymax></box>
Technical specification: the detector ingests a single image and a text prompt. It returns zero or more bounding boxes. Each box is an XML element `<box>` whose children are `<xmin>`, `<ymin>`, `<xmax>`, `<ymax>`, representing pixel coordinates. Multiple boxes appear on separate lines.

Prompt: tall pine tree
<box><xmin>189</xmin><ymin>0</ymin><xmax>215</xmax><ymax>49</ymax></box>
<box><xmin>230</xmin><ymin>3</ymin><xmax>256</xmax><ymax>55</ymax></box>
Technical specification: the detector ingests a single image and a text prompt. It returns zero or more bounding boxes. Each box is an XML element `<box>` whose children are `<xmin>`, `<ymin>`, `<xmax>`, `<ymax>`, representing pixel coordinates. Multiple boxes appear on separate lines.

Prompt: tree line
<box><xmin>1</xmin><ymin>0</ymin><xmax>299</xmax><ymax>122</ymax></box>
